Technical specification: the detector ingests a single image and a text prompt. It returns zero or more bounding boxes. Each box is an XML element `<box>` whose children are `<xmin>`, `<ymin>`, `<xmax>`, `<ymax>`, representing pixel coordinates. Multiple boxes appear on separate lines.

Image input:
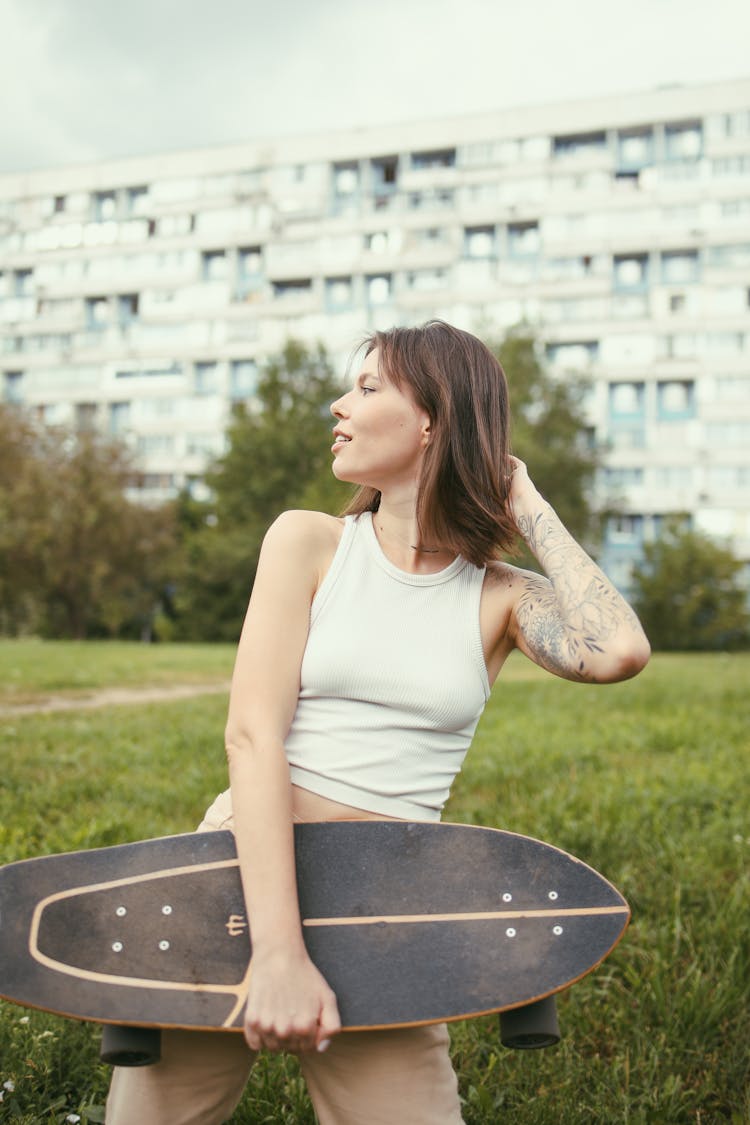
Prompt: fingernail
<box><xmin>317</xmin><ymin>1039</ymin><xmax>331</xmax><ymax>1053</ymax></box>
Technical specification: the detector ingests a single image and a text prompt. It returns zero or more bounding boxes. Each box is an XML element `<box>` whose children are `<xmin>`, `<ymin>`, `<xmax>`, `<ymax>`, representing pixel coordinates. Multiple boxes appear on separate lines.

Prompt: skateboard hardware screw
<box><xmin>553</xmin><ymin>925</ymin><xmax>564</xmax><ymax>936</ymax></box>
<box><xmin>506</xmin><ymin>927</ymin><xmax>516</xmax><ymax>938</ymax></box>
<box><xmin>502</xmin><ymin>893</ymin><xmax>513</xmax><ymax>902</ymax></box>
<box><xmin>158</xmin><ymin>940</ymin><xmax>170</xmax><ymax>951</ymax></box>
<box><xmin>112</xmin><ymin>942</ymin><xmax>123</xmax><ymax>952</ymax></box>
<box><xmin>548</xmin><ymin>892</ymin><xmax>558</xmax><ymax>900</ymax></box>
<box><xmin>161</xmin><ymin>905</ymin><xmax>172</xmax><ymax>915</ymax></box>
<box><xmin>116</xmin><ymin>906</ymin><xmax>127</xmax><ymax>916</ymax></box>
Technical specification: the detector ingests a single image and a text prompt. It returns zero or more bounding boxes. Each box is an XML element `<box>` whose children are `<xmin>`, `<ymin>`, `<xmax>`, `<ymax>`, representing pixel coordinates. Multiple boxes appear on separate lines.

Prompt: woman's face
<box><xmin>330</xmin><ymin>349</ymin><xmax>431</xmax><ymax>491</ymax></box>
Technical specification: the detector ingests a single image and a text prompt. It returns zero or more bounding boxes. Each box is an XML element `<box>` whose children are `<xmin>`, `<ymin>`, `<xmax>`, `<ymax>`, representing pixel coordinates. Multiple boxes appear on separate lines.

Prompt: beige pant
<box><xmin>105</xmin><ymin>795</ymin><xmax>464</xmax><ymax>1124</ymax></box>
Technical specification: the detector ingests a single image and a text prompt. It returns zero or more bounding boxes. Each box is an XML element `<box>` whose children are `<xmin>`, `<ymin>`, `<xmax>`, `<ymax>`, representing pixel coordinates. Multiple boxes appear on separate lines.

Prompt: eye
<box><xmin>360</xmin><ymin>384</ymin><xmax>376</xmax><ymax>395</ymax></box>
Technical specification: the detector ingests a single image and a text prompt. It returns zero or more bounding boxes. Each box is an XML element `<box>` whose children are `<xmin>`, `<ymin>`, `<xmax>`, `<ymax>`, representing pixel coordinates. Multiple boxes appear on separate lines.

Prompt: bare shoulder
<box><xmin>483</xmin><ymin>559</ymin><xmax>546</xmax><ymax>595</ymax></box>
<box><xmin>265</xmin><ymin>509</ymin><xmax>343</xmax><ymax>550</ymax></box>
<box><xmin>260</xmin><ymin>510</ymin><xmax>345</xmax><ymax>589</ymax></box>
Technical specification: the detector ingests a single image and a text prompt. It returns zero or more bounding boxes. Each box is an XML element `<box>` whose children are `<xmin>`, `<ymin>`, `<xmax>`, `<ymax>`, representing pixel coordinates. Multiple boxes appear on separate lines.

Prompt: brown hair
<box><xmin>342</xmin><ymin>320</ymin><xmax>517</xmax><ymax>566</ymax></box>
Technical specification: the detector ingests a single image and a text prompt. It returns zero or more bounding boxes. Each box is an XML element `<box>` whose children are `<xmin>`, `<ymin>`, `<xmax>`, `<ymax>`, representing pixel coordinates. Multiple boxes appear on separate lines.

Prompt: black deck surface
<box><xmin>0</xmin><ymin>822</ymin><xmax>629</xmax><ymax>1031</ymax></box>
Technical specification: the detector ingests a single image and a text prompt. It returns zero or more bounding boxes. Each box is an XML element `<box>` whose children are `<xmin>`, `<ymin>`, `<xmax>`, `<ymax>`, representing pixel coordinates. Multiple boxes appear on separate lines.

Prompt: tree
<box><xmin>0</xmin><ymin>406</ymin><xmax>175</xmax><ymax>638</ymax></box>
<box><xmin>630</xmin><ymin>519</ymin><xmax>750</xmax><ymax>651</ymax></box>
<box><xmin>170</xmin><ymin>340</ymin><xmax>352</xmax><ymax>640</ymax></box>
<box><xmin>488</xmin><ymin>330</ymin><xmax>601</xmax><ymax>555</ymax></box>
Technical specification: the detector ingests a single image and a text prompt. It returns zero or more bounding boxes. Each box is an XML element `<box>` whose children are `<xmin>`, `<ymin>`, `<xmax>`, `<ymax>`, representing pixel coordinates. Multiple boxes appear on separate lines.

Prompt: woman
<box><xmin>106</xmin><ymin>321</ymin><xmax>650</xmax><ymax>1124</ymax></box>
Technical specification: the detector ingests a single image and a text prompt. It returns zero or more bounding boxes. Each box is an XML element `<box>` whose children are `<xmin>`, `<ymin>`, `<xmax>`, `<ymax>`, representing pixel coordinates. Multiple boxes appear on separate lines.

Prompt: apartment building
<box><xmin>1</xmin><ymin>77</ymin><xmax>749</xmax><ymax>587</ymax></box>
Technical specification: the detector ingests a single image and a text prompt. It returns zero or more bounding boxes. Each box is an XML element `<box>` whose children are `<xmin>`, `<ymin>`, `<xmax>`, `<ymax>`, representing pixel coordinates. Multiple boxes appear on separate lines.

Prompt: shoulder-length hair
<box><xmin>342</xmin><ymin>320</ymin><xmax>517</xmax><ymax>567</ymax></box>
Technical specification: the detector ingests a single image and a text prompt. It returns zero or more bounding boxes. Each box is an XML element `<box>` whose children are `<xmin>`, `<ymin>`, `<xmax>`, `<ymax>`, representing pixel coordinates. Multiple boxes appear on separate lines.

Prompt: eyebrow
<box><xmin>357</xmin><ymin>370</ymin><xmax>382</xmax><ymax>385</ymax></box>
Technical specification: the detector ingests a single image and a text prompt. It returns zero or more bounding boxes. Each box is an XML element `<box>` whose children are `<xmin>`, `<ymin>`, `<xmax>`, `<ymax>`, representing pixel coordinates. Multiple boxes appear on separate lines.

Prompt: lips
<box><xmin>332</xmin><ymin>429</ymin><xmax>351</xmax><ymax>452</ymax></box>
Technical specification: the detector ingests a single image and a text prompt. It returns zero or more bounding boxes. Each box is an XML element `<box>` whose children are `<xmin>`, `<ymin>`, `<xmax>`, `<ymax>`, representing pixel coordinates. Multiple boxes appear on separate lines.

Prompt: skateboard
<box><xmin>0</xmin><ymin>822</ymin><xmax>630</xmax><ymax>1063</ymax></box>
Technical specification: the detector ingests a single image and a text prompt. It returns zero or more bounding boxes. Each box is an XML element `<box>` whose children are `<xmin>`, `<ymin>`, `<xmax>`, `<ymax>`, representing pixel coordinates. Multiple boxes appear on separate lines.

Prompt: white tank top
<box><xmin>284</xmin><ymin>512</ymin><xmax>490</xmax><ymax>820</ymax></box>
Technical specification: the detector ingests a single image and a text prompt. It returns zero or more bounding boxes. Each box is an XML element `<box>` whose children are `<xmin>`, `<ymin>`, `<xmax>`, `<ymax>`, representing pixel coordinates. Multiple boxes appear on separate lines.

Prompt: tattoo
<box><xmin>514</xmin><ymin>508</ymin><xmax>641</xmax><ymax>681</ymax></box>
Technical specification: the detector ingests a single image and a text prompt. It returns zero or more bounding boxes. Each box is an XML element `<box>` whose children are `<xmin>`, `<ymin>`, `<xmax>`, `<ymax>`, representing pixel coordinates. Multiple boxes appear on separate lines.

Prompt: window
<box><xmin>706</xmin><ymin>465</ymin><xmax>750</xmax><ymax>489</ymax></box>
<box><xmin>609</xmin><ymin>382</ymin><xmax>645</xmax><ymax>417</ymax></box>
<box><xmin>366</xmin><ymin>274</ymin><xmax>391</xmax><ymax>304</ymax></box>
<box><xmin>507</xmin><ymin>222</ymin><xmax>539</xmax><ymax>257</ymax></box>
<box><xmin>606</xmin><ymin>515</ymin><xmax>643</xmax><ymax>545</ymax></box>
<box><xmin>194</xmin><ymin>362</ymin><xmax>219</xmax><ymax>395</ymax></box>
<box><xmin>325</xmin><ymin>276</ymin><xmax>353</xmax><ymax>311</ymax></box>
<box><xmin>75</xmin><ymin>402</ymin><xmax>98</xmax><ymax>430</ymax></box>
<box><xmin>159</xmin><ymin>214</ymin><xmax>194</xmax><ymax>238</ymax></box>
<box><xmin>705</xmin><ymin>422</ymin><xmax>750</xmax><ymax>447</ymax></box>
<box><xmin>137</xmin><ymin>434</ymin><xmax>175</xmax><ymax>455</ymax></box>
<box><xmin>661</xmin><ymin>251</ymin><xmax>699</xmax><ymax>284</ymax></box>
<box><xmin>708</xmin><ymin>243</ymin><xmax>750</xmax><ymax>269</ymax></box>
<box><xmin>115</xmin><ymin>362</ymin><xmax>182</xmax><ymax>379</ymax></box>
<box><xmin>237</xmin><ymin>247</ymin><xmax>264</xmax><ymax>298</ymax></box>
<box><xmin>464</xmin><ymin>226</ymin><xmax>495</xmax><ymax>258</ymax></box>
<box><xmin>662</xmin><ymin>333</ymin><xmax>697</xmax><ymax>359</ymax></box>
<box><xmin>411</xmin><ymin>148</ymin><xmax>456</xmax><ymax>170</ymax></box>
<box><xmin>603</xmin><ymin>467</ymin><xmax>644</xmax><ymax>489</ymax></box>
<box><xmin>14</xmin><ymin>269</ymin><xmax>33</xmax><ymax>297</ymax></box>
<box><xmin>651</xmin><ymin>466</ymin><xmax>694</xmax><ymax>489</ymax></box>
<box><xmin>664</xmin><ymin>122</ymin><xmax>702</xmax><ymax>160</ymax></box>
<box><xmin>617</xmin><ymin>128</ymin><xmax>653</xmax><ymax>169</ymax></box>
<box><xmin>669</xmin><ymin>293</ymin><xmax>686</xmax><ymax>314</ymax></box>
<box><xmin>552</xmin><ymin>131</ymin><xmax>607</xmax><ymax>159</ymax></box>
<box><xmin>93</xmin><ymin>191</ymin><xmax>117</xmax><ymax>221</ymax></box>
<box><xmin>239</xmin><ymin>246</ymin><xmax>262</xmax><ymax>275</ymax></box>
<box><xmin>371</xmin><ymin>156</ymin><xmax>398</xmax><ymax>190</ymax></box>
<box><xmin>272</xmin><ymin>279</ymin><xmax>312</xmax><ymax>299</ymax></box>
<box><xmin>406</xmin><ymin>269</ymin><xmax>447</xmax><ymax>292</ymax></box>
<box><xmin>118</xmin><ymin>293</ymin><xmax>140</xmax><ymax>324</ymax></box>
<box><xmin>202</xmin><ymin>250</ymin><xmax>227</xmax><ymax>281</ymax></box>
<box><xmin>408</xmin><ymin>189</ymin><xmax>455</xmax><ymax>210</ymax></box>
<box><xmin>230</xmin><ymin>360</ymin><xmax>257</xmax><ymax>399</ymax></box>
<box><xmin>333</xmin><ymin>163</ymin><xmax>359</xmax><ymax>195</ymax></box>
<box><xmin>3</xmin><ymin>370</ymin><xmax>24</xmax><ymax>403</ymax></box>
<box><xmin>365</xmin><ymin>231</ymin><xmax>390</xmax><ymax>254</ymax></box>
<box><xmin>53</xmin><ymin>195</ymin><xmax>66</xmax><ymax>214</ymax></box>
<box><xmin>85</xmin><ymin>297</ymin><xmax>109</xmax><ymax>329</ymax></box>
<box><xmin>109</xmin><ymin>401</ymin><xmax>131</xmax><ymax>434</ymax></box>
<box><xmin>657</xmin><ymin>380</ymin><xmax>695</xmax><ymax>420</ymax></box>
<box><xmin>546</xmin><ymin>341</ymin><xmax>599</xmax><ymax>368</ymax></box>
<box><xmin>720</xmin><ymin>199</ymin><xmax>750</xmax><ymax>220</ymax></box>
<box><xmin>126</xmin><ymin>186</ymin><xmax>149</xmax><ymax>215</ymax></box>
<box><xmin>614</xmin><ymin>254</ymin><xmax>649</xmax><ymax>291</ymax></box>
<box><xmin>714</xmin><ymin>375</ymin><xmax>750</xmax><ymax>401</ymax></box>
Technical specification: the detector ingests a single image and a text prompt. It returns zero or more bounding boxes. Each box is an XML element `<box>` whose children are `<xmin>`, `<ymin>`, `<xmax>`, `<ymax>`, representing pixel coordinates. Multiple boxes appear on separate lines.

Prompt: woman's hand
<box><xmin>506</xmin><ymin>455</ymin><xmax>542</xmax><ymax>523</ymax></box>
<box><xmin>244</xmin><ymin>946</ymin><xmax>341</xmax><ymax>1054</ymax></box>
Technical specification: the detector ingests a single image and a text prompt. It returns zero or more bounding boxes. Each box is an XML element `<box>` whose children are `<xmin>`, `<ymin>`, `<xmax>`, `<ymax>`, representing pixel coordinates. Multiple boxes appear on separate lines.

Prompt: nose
<box><xmin>330</xmin><ymin>391</ymin><xmax>349</xmax><ymax>419</ymax></box>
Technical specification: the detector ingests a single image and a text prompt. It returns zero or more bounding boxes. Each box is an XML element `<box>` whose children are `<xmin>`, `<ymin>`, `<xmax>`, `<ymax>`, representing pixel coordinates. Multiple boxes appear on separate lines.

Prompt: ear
<box><xmin>421</xmin><ymin>422</ymin><xmax>431</xmax><ymax>447</ymax></box>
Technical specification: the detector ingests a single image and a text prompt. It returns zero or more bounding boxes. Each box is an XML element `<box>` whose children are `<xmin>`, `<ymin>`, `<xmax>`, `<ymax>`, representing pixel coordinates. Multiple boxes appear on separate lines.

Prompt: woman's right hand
<box><xmin>243</xmin><ymin>946</ymin><xmax>341</xmax><ymax>1054</ymax></box>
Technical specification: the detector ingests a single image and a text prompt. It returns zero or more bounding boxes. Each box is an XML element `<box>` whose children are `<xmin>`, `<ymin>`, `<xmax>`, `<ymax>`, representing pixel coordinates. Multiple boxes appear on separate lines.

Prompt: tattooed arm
<box><xmin>506</xmin><ymin>457</ymin><xmax>650</xmax><ymax>683</ymax></box>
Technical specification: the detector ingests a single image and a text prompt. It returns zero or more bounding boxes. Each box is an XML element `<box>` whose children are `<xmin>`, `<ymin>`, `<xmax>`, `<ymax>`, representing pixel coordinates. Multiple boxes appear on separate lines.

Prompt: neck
<box><xmin>372</xmin><ymin>501</ymin><xmax>449</xmax><ymax>562</ymax></box>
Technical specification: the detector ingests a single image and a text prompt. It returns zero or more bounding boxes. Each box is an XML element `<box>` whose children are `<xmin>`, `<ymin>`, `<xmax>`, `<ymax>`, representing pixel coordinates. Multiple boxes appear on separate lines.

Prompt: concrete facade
<box><xmin>1</xmin><ymin>78</ymin><xmax>749</xmax><ymax>586</ymax></box>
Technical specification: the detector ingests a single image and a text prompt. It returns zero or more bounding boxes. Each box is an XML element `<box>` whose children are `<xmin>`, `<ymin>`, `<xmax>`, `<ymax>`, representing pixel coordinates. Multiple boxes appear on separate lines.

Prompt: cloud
<box><xmin>1</xmin><ymin>0</ymin><xmax>748</xmax><ymax>173</ymax></box>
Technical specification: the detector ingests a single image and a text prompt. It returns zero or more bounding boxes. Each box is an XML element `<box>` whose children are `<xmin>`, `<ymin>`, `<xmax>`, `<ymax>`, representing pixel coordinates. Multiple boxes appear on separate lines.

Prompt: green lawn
<box><xmin>0</xmin><ymin>644</ymin><xmax>748</xmax><ymax>1123</ymax></box>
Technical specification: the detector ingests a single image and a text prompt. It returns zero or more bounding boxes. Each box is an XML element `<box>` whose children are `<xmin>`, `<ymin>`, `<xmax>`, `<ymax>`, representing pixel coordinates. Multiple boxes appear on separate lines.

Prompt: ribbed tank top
<box><xmin>284</xmin><ymin>511</ymin><xmax>490</xmax><ymax>820</ymax></box>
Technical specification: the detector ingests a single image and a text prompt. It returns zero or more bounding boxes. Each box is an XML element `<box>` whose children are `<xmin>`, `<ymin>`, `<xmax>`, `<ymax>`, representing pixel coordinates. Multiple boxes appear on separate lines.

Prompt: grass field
<box><xmin>0</xmin><ymin>641</ymin><xmax>748</xmax><ymax>1123</ymax></box>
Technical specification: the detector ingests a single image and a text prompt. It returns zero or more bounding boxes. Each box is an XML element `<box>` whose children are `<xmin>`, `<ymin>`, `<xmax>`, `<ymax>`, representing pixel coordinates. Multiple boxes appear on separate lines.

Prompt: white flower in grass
<box><xmin>66</xmin><ymin>1115</ymin><xmax>81</xmax><ymax>1123</ymax></box>
<box><xmin>3</xmin><ymin>1080</ymin><xmax>15</xmax><ymax>1091</ymax></box>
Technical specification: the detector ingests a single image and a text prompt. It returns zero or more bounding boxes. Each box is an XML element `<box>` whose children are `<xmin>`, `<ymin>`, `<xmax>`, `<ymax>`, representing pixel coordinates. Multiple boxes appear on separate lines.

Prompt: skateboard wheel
<box><xmin>499</xmin><ymin>995</ymin><xmax>560</xmax><ymax>1050</ymax></box>
<box><xmin>100</xmin><ymin>1024</ymin><xmax>162</xmax><ymax>1066</ymax></box>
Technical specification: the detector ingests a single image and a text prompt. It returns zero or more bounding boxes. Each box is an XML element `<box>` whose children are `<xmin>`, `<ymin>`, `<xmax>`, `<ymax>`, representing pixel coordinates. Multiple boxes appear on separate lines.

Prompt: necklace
<box><xmin>376</xmin><ymin>522</ymin><xmax>442</xmax><ymax>554</ymax></box>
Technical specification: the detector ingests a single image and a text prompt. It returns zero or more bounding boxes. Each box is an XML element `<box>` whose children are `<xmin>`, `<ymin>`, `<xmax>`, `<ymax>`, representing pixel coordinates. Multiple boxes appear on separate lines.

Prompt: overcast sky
<box><xmin>2</xmin><ymin>0</ymin><xmax>748</xmax><ymax>174</ymax></box>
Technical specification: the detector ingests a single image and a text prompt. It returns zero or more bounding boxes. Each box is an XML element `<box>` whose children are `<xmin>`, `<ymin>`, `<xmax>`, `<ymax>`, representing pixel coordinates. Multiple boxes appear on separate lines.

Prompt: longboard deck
<box><xmin>0</xmin><ymin>822</ymin><xmax>630</xmax><ymax>1031</ymax></box>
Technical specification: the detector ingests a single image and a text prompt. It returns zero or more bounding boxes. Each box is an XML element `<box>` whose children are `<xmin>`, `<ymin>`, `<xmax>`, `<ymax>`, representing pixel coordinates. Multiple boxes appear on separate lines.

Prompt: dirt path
<box><xmin>0</xmin><ymin>681</ymin><xmax>231</xmax><ymax>717</ymax></box>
